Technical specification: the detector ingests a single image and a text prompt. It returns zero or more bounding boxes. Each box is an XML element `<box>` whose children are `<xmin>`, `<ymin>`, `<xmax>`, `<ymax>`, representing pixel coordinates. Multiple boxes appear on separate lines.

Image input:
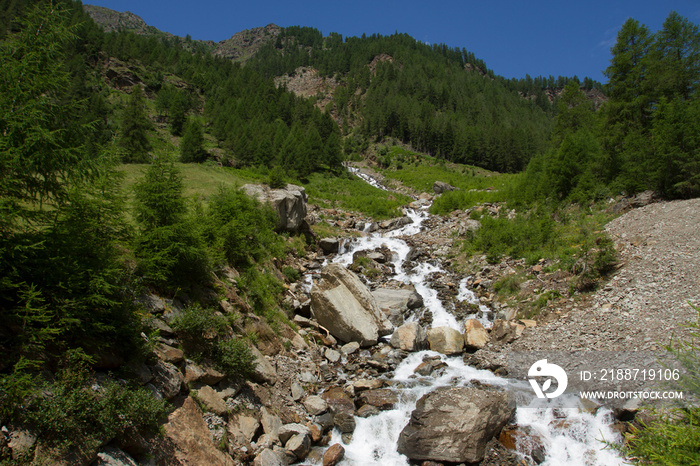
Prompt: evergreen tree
<box><xmin>118</xmin><ymin>86</ymin><xmax>153</xmax><ymax>163</ymax></box>
<box><xmin>180</xmin><ymin>119</ymin><xmax>208</xmax><ymax>163</ymax></box>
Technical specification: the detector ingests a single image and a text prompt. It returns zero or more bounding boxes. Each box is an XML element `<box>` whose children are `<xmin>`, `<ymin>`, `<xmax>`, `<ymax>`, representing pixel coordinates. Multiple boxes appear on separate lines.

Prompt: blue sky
<box><xmin>85</xmin><ymin>0</ymin><xmax>700</xmax><ymax>83</ymax></box>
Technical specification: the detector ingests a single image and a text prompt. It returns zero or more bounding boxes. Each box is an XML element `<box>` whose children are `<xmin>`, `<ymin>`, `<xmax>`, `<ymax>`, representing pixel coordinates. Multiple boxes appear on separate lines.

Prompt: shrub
<box><xmin>171</xmin><ymin>305</ymin><xmax>254</xmax><ymax>379</ymax></box>
<box><xmin>23</xmin><ymin>352</ymin><xmax>167</xmax><ymax>452</ymax></box>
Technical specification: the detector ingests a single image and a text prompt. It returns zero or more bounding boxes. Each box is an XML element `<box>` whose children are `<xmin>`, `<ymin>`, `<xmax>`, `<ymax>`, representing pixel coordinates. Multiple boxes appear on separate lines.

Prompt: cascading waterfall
<box><xmin>309</xmin><ymin>168</ymin><xmax>627</xmax><ymax>465</ymax></box>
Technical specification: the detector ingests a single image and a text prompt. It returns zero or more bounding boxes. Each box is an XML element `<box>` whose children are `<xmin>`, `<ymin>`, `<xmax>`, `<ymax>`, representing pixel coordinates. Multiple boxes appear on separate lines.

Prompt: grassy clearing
<box><xmin>304</xmin><ymin>172</ymin><xmax>412</xmax><ymax>219</ymax></box>
<box><xmin>117</xmin><ymin>162</ymin><xmax>266</xmax><ymax>204</ymax></box>
<box><xmin>375</xmin><ymin>146</ymin><xmax>521</xmax><ymax>214</ymax></box>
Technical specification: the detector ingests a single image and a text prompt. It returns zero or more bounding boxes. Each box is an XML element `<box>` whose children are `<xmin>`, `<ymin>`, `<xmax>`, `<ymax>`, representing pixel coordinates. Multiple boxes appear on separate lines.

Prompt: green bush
<box><xmin>171</xmin><ymin>305</ymin><xmax>254</xmax><ymax>379</ymax></box>
<box><xmin>205</xmin><ymin>187</ymin><xmax>283</xmax><ymax>268</ymax></box>
<box><xmin>282</xmin><ymin>266</ymin><xmax>301</xmax><ymax>282</ymax></box>
<box><xmin>23</xmin><ymin>352</ymin><xmax>167</xmax><ymax>452</ymax></box>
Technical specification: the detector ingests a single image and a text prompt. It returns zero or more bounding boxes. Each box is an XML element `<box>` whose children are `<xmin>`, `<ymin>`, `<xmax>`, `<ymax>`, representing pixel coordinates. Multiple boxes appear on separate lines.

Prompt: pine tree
<box><xmin>118</xmin><ymin>86</ymin><xmax>153</xmax><ymax>163</ymax></box>
<box><xmin>180</xmin><ymin>119</ymin><xmax>207</xmax><ymax>163</ymax></box>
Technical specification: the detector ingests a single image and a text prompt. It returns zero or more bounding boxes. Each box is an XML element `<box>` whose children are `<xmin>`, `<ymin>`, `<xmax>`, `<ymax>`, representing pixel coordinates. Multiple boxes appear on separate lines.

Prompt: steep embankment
<box><xmin>509</xmin><ymin>198</ymin><xmax>700</xmax><ymax>353</ymax></box>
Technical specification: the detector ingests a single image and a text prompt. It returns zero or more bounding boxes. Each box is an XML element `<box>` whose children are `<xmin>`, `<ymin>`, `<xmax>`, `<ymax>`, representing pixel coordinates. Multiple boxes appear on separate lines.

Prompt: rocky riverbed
<box><xmin>7</xmin><ymin>177</ymin><xmax>697</xmax><ymax>465</ymax></box>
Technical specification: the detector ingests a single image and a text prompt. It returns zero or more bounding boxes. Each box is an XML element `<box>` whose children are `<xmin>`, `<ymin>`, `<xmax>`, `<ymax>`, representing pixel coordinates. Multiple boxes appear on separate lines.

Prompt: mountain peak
<box><xmin>213</xmin><ymin>24</ymin><xmax>281</xmax><ymax>62</ymax></box>
<box><xmin>83</xmin><ymin>5</ymin><xmax>151</xmax><ymax>35</ymax></box>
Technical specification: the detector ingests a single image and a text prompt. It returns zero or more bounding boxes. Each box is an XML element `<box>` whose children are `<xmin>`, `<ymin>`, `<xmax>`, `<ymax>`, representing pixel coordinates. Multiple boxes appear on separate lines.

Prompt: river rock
<box><xmin>319</xmin><ymin>237</ymin><xmax>340</xmax><ymax>254</ymax></box>
<box><xmin>357</xmin><ymin>389</ymin><xmax>399</xmax><ymax>410</ymax></box>
<box><xmin>321</xmin><ymin>386</ymin><xmax>355</xmax><ymax>414</ymax></box>
<box><xmin>285</xmin><ymin>432</ymin><xmax>311</xmax><ymax>460</ymax></box>
<box><xmin>243</xmin><ymin>183</ymin><xmax>308</xmax><ymax>233</ymax></box>
<box><xmin>333</xmin><ymin>412</ymin><xmax>356</xmax><ymax>434</ymax></box>
<box><xmin>397</xmin><ymin>386</ymin><xmax>515</xmax><ymax>463</ymax></box>
<box><xmin>303</xmin><ymin>396</ymin><xmax>328</xmax><ymax>416</ymax></box>
<box><xmin>463</xmin><ymin>319</ymin><xmax>490</xmax><ymax>350</ymax></box>
<box><xmin>340</xmin><ymin>341</ymin><xmax>360</xmax><ymax>355</ymax></box>
<box><xmin>499</xmin><ymin>425</ymin><xmax>546</xmax><ymax>464</ymax></box>
<box><xmin>310</xmin><ymin>264</ymin><xmax>393</xmax><ymax>346</ymax></box>
<box><xmin>426</xmin><ymin>326</ymin><xmax>465</xmax><ymax>355</ymax></box>
<box><xmin>323</xmin><ymin>443</ymin><xmax>345</xmax><ymax>466</ymax></box>
<box><xmin>390</xmin><ymin>321</ymin><xmax>427</xmax><ymax>352</ymax></box>
<box><xmin>160</xmin><ymin>397</ymin><xmax>235</xmax><ymax>465</ymax></box>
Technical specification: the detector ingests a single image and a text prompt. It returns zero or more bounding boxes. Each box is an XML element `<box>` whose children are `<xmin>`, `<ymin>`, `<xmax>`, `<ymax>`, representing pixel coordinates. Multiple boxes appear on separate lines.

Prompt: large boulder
<box><xmin>397</xmin><ymin>386</ymin><xmax>515</xmax><ymax>463</ymax></box>
<box><xmin>390</xmin><ymin>321</ymin><xmax>427</xmax><ymax>352</ymax></box>
<box><xmin>242</xmin><ymin>183</ymin><xmax>308</xmax><ymax>233</ymax></box>
<box><xmin>426</xmin><ymin>326</ymin><xmax>464</xmax><ymax>355</ymax></box>
<box><xmin>463</xmin><ymin>318</ymin><xmax>490</xmax><ymax>350</ymax></box>
<box><xmin>310</xmin><ymin>264</ymin><xmax>393</xmax><ymax>346</ymax></box>
<box><xmin>433</xmin><ymin>181</ymin><xmax>456</xmax><ymax>194</ymax></box>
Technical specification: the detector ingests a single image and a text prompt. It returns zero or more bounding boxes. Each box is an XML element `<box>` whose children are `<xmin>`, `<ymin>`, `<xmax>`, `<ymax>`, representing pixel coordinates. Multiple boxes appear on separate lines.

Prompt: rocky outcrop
<box><xmin>242</xmin><ymin>183</ymin><xmax>308</xmax><ymax>233</ymax></box>
<box><xmin>310</xmin><ymin>264</ymin><xmax>393</xmax><ymax>346</ymax></box>
<box><xmin>397</xmin><ymin>386</ymin><xmax>515</xmax><ymax>463</ymax></box>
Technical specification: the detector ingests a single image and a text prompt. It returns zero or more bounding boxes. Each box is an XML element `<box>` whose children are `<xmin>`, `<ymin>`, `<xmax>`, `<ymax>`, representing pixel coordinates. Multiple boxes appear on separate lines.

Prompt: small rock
<box><xmin>303</xmin><ymin>396</ymin><xmax>328</xmax><ymax>416</ymax></box>
<box><xmin>291</xmin><ymin>381</ymin><xmax>305</xmax><ymax>401</ymax></box>
<box><xmin>325</xmin><ymin>348</ymin><xmax>341</xmax><ymax>363</ymax></box>
<box><xmin>228</xmin><ymin>415</ymin><xmax>260</xmax><ymax>445</ymax></box>
<box><xmin>278</xmin><ymin>424</ymin><xmax>312</xmax><ymax>445</ymax></box>
<box><xmin>323</xmin><ymin>443</ymin><xmax>345</xmax><ymax>466</ymax></box>
<box><xmin>427</xmin><ymin>326</ymin><xmax>464</xmax><ymax>355</ymax></box>
<box><xmin>340</xmin><ymin>341</ymin><xmax>360</xmax><ymax>355</ymax></box>
<box><xmin>333</xmin><ymin>412</ymin><xmax>356</xmax><ymax>434</ymax></box>
<box><xmin>253</xmin><ymin>448</ymin><xmax>284</xmax><ymax>466</ymax></box>
<box><xmin>463</xmin><ymin>319</ymin><xmax>490</xmax><ymax>350</ymax></box>
<box><xmin>285</xmin><ymin>433</ymin><xmax>311</xmax><ymax>460</ymax></box>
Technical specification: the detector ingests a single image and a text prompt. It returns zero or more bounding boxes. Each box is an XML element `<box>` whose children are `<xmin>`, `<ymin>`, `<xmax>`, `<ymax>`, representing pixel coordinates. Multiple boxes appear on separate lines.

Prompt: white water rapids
<box><xmin>307</xmin><ymin>171</ymin><xmax>628</xmax><ymax>465</ymax></box>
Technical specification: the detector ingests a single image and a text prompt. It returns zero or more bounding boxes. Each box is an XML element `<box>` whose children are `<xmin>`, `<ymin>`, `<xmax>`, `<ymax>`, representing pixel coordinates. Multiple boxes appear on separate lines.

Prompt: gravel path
<box><xmin>511</xmin><ymin>198</ymin><xmax>700</xmax><ymax>353</ymax></box>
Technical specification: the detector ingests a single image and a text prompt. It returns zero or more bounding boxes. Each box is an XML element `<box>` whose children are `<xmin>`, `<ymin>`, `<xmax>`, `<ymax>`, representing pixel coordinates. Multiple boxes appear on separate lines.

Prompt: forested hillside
<box><xmin>248</xmin><ymin>27</ymin><xmax>604</xmax><ymax>173</ymax></box>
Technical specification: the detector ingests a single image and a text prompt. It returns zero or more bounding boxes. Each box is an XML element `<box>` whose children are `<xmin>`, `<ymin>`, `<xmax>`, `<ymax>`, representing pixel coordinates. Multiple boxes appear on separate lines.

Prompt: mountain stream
<box><xmin>309</xmin><ymin>171</ymin><xmax>627</xmax><ymax>465</ymax></box>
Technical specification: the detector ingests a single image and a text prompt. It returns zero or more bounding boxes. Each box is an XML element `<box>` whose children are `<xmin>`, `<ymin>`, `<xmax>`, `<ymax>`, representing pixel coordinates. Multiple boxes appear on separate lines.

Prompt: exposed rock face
<box><xmin>242</xmin><ymin>183</ymin><xmax>308</xmax><ymax>233</ymax></box>
<box><xmin>433</xmin><ymin>181</ymin><xmax>456</xmax><ymax>194</ymax></box>
<box><xmin>310</xmin><ymin>264</ymin><xmax>393</xmax><ymax>346</ymax></box>
<box><xmin>214</xmin><ymin>24</ymin><xmax>281</xmax><ymax>62</ymax></box>
<box><xmin>397</xmin><ymin>386</ymin><xmax>515</xmax><ymax>463</ymax></box>
<box><xmin>390</xmin><ymin>321</ymin><xmax>427</xmax><ymax>352</ymax></box>
<box><xmin>159</xmin><ymin>397</ymin><xmax>235</xmax><ymax>465</ymax></box>
<box><xmin>426</xmin><ymin>326</ymin><xmax>465</xmax><ymax>355</ymax></box>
